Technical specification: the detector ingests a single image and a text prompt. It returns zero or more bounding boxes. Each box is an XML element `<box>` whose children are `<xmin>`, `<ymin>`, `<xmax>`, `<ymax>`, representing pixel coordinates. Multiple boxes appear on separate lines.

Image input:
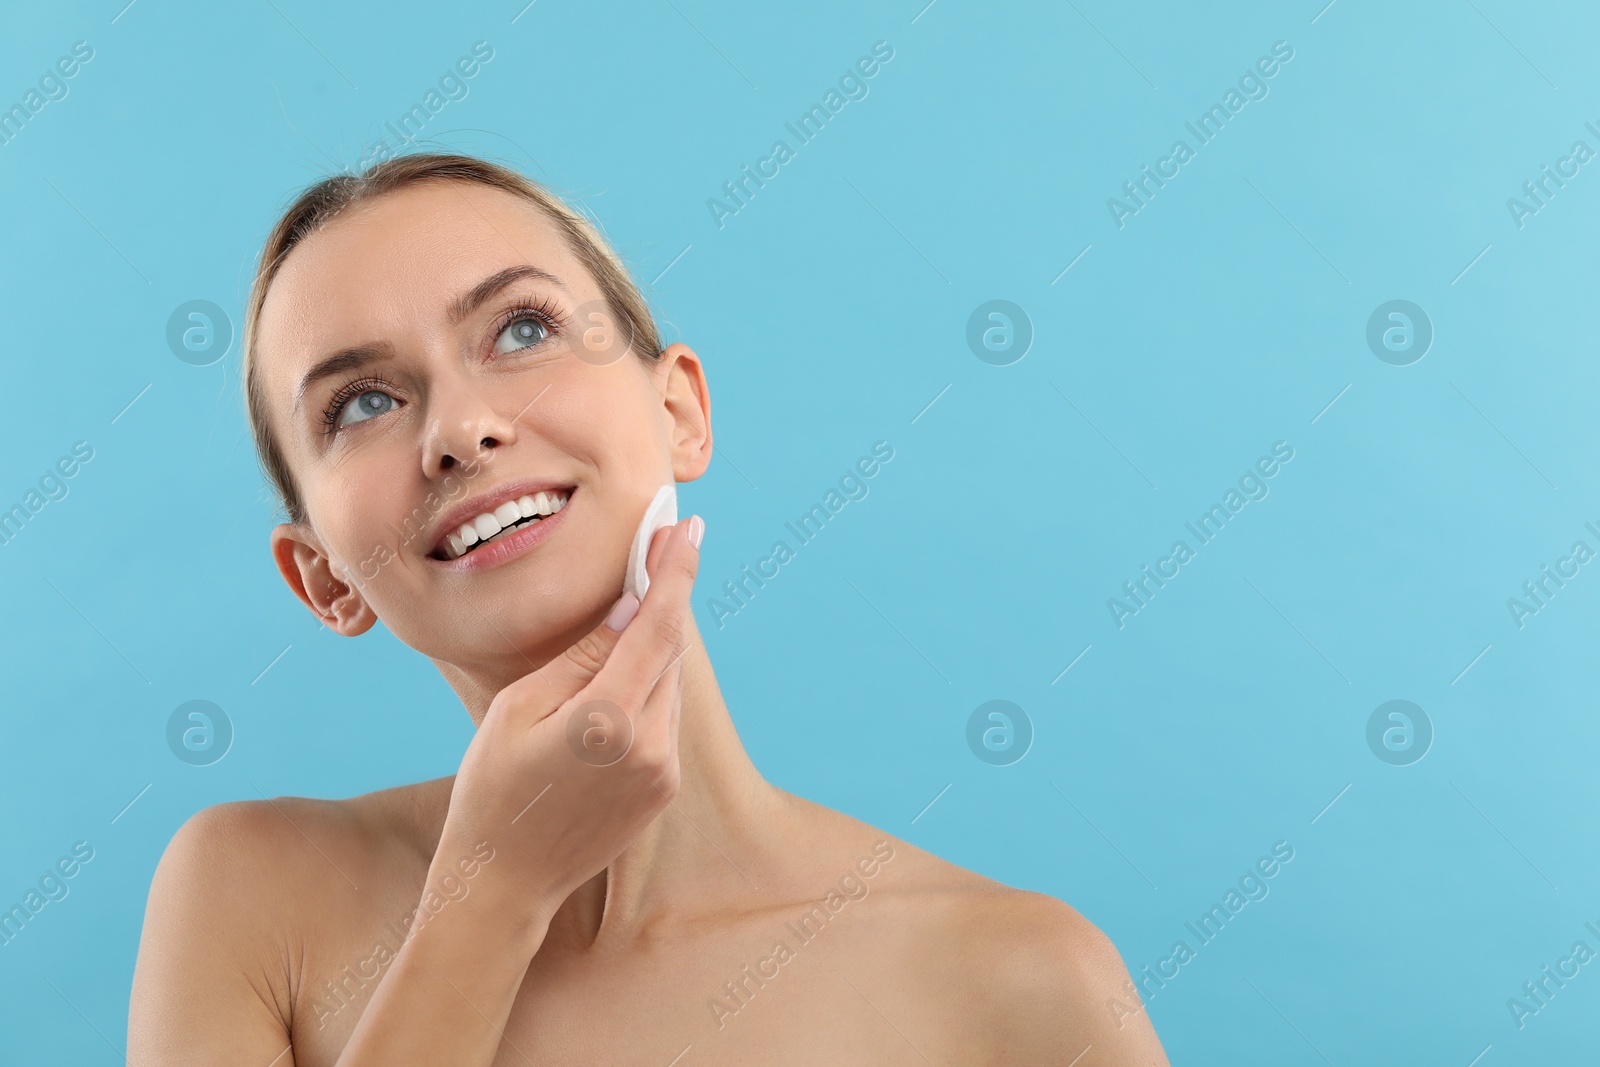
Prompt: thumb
<box><xmin>499</xmin><ymin>520</ymin><xmax>682</xmax><ymax>712</ymax></box>
<box><xmin>516</xmin><ymin>589</ymin><xmax>640</xmax><ymax>709</ymax></box>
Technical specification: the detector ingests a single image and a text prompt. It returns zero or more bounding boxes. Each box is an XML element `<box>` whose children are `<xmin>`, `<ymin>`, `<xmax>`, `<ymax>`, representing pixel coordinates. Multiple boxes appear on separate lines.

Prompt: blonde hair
<box><xmin>241</xmin><ymin>152</ymin><xmax>662</xmax><ymax>523</ymax></box>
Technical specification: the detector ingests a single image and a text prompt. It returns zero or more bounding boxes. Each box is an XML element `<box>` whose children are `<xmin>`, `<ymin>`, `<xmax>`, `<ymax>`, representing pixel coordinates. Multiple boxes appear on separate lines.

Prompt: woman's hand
<box><xmin>310</xmin><ymin>514</ymin><xmax>703</xmax><ymax>1066</ymax></box>
<box><xmin>436</xmin><ymin>512</ymin><xmax>704</xmax><ymax>937</ymax></box>
<box><xmin>132</xmin><ymin>516</ymin><xmax>706</xmax><ymax>1067</ymax></box>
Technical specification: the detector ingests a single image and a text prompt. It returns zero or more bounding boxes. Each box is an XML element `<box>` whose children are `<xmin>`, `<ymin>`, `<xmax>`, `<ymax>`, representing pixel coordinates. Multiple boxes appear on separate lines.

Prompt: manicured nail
<box><xmin>605</xmin><ymin>591</ymin><xmax>641</xmax><ymax>631</ymax></box>
<box><xmin>688</xmin><ymin>514</ymin><xmax>705</xmax><ymax>549</ymax></box>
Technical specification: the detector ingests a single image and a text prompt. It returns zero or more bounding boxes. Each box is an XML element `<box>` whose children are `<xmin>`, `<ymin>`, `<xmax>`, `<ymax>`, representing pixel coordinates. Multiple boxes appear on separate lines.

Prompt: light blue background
<box><xmin>1</xmin><ymin>0</ymin><xmax>1596</xmax><ymax>1062</ymax></box>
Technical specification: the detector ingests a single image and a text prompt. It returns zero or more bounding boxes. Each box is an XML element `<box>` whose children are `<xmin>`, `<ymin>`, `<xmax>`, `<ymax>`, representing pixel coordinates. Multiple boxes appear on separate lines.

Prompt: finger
<box><xmin>668</xmin><ymin>657</ymin><xmax>683</xmax><ymax>737</ymax></box>
<box><xmin>630</xmin><ymin>648</ymin><xmax>685</xmax><ymax>777</ymax></box>
<box><xmin>582</xmin><ymin>515</ymin><xmax>702</xmax><ymax>708</ymax></box>
<box><xmin>489</xmin><ymin>513</ymin><xmax>698</xmax><ymax>719</ymax></box>
<box><xmin>632</xmin><ymin>655</ymin><xmax>679</xmax><ymax>746</ymax></box>
<box><xmin>634</xmin><ymin>623</ymin><xmax>688</xmax><ymax>733</ymax></box>
<box><xmin>535</xmin><ymin>509</ymin><xmax>687</xmax><ymax>699</ymax></box>
<box><xmin>500</xmin><ymin>589</ymin><xmax>639</xmax><ymax>714</ymax></box>
<box><xmin>558</xmin><ymin>621</ymin><xmax>683</xmax><ymax>775</ymax></box>
<box><xmin>643</xmin><ymin>517</ymin><xmax>676</xmax><ymax>581</ymax></box>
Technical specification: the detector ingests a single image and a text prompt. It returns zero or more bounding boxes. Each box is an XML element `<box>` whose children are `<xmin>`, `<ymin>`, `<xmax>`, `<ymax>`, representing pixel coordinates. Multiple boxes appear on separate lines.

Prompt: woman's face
<box><xmin>254</xmin><ymin>180</ymin><xmax>710</xmax><ymax>676</ymax></box>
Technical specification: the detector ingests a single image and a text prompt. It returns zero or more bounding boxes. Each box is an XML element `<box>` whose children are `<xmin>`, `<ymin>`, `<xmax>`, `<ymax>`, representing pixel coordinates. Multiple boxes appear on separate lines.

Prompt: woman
<box><xmin>127</xmin><ymin>153</ymin><xmax>1169</xmax><ymax>1065</ymax></box>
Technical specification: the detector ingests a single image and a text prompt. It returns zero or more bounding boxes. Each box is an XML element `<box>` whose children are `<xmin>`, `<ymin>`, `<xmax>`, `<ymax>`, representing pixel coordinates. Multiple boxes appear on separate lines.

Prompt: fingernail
<box><xmin>605</xmin><ymin>591</ymin><xmax>641</xmax><ymax>631</ymax></box>
<box><xmin>688</xmin><ymin>514</ymin><xmax>705</xmax><ymax>549</ymax></box>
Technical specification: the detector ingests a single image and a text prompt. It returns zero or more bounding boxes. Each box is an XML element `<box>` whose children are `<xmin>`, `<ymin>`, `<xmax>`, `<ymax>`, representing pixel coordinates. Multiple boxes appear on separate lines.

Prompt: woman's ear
<box><xmin>659</xmin><ymin>342</ymin><xmax>713</xmax><ymax>482</ymax></box>
<box><xmin>270</xmin><ymin>523</ymin><xmax>378</xmax><ymax>637</ymax></box>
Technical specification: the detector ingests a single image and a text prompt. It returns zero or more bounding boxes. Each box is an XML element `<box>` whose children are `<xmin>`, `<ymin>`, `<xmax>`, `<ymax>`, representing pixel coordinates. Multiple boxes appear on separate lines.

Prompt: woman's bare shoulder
<box><xmin>129</xmin><ymin>778</ymin><xmax>450</xmax><ymax>1057</ymax></box>
<box><xmin>147</xmin><ymin>777</ymin><xmax>452</xmax><ymax>935</ymax></box>
<box><xmin>777</xmin><ymin>790</ymin><xmax>1039</xmax><ymax>900</ymax></box>
<box><xmin>779</xmin><ymin>795</ymin><xmax>1169</xmax><ymax>1064</ymax></box>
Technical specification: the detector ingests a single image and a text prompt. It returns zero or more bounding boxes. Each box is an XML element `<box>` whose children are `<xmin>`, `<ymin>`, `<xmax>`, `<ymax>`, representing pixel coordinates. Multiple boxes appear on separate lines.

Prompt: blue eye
<box><xmin>336</xmin><ymin>388</ymin><xmax>399</xmax><ymax>428</ymax></box>
<box><xmin>495</xmin><ymin>313</ymin><xmax>550</xmax><ymax>355</ymax></box>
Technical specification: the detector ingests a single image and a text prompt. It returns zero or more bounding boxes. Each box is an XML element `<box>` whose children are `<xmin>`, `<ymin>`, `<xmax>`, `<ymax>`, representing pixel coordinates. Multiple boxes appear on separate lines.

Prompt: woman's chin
<box><xmin>423</xmin><ymin>599</ymin><xmax>616</xmax><ymax>673</ymax></box>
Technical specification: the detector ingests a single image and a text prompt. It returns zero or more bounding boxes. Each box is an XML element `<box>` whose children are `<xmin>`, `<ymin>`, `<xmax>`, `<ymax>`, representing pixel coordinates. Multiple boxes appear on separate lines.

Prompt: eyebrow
<box><xmin>293</xmin><ymin>264</ymin><xmax>569</xmax><ymax>413</ymax></box>
<box><xmin>447</xmin><ymin>264</ymin><xmax>568</xmax><ymax>325</ymax></box>
<box><xmin>295</xmin><ymin>343</ymin><xmax>395</xmax><ymax>413</ymax></box>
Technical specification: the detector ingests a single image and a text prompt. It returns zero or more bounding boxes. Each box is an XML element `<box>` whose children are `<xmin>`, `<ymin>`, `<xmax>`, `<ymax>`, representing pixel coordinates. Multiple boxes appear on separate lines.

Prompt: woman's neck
<box><xmin>437</xmin><ymin>615</ymin><xmax>788</xmax><ymax>948</ymax></box>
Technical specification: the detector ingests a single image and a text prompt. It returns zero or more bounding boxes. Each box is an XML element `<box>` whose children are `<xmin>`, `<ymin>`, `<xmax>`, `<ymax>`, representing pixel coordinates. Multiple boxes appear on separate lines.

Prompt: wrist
<box><xmin>423</xmin><ymin>836</ymin><xmax>560</xmax><ymax>952</ymax></box>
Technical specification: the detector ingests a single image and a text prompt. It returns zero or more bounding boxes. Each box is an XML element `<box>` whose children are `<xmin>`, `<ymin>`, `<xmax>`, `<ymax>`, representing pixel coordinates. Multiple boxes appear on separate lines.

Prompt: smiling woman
<box><xmin>124</xmin><ymin>152</ymin><xmax>1169</xmax><ymax>1066</ymax></box>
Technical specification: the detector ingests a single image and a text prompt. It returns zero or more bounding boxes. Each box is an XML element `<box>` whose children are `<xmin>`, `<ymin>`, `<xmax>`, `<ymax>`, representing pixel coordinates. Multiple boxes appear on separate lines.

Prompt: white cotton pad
<box><xmin>624</xmin><ymin>483</ymin><xmax>678</xmax><ymax>600</ymax></box>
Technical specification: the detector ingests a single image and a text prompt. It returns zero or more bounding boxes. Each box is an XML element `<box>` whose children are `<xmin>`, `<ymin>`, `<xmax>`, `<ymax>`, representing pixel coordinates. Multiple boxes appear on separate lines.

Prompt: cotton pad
<box><xmin>624</xmin><ymin>483</ymin><xmax>678</xmax><ymax>600</ymax></box>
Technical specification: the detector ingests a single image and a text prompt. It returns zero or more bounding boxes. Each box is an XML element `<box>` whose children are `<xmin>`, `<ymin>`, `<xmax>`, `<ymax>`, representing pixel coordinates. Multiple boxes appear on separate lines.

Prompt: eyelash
<box><xmin>492</xmin><ymin>294</ymin><xmax>568</xmax><ymax>347</ymax></box>
<box><xmin>318</xmin><ymin>296</ymin><xmax>569</xmax><ymax>437</ymax></box>
<box><xmin>320</xmin><ymin>375</ymin><xmax>398</xmax><ymax>437</ymax></box>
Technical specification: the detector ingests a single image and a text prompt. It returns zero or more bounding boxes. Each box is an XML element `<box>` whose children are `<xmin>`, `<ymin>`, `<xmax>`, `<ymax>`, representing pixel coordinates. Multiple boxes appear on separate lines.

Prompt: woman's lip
<box><xmin>432</xmin><ymin>489</ymin><xmax>573</xmax><ymax>572</ymax></box>
<box><xmin>427</xmin><ymin>480</ymin><xmax>577</xmax><ymax>557</ymax></box>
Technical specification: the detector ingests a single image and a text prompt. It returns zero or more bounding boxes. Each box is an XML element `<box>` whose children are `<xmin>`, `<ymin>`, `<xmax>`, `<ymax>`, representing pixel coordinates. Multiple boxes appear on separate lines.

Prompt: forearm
<box><xmin>333</xmin><ymin>870</ymin><xmax>554</xmax><ymax>1066</ymax></box>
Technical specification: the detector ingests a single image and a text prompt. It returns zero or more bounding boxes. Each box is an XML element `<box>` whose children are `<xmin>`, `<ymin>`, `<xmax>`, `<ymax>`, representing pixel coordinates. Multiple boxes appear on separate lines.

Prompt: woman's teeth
<box><xmin>442</xmin><ymin>490</ymin><xmax>568</xmax><ymax>561</ymax></box>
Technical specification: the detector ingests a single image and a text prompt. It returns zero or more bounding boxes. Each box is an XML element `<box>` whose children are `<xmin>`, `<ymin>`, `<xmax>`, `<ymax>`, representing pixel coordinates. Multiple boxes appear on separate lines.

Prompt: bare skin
<box><xmin>126</xmin><ymin>180</ymin><xmax>1168</xmax><ymax>1065</ymax></box>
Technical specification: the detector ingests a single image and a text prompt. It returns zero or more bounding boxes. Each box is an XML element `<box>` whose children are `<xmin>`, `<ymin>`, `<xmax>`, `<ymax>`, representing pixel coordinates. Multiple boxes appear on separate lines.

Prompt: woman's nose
<box><xmin>420</xmin><ymin>381</ymin><xmax>519</xmax><ymax>477</ymax></box>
